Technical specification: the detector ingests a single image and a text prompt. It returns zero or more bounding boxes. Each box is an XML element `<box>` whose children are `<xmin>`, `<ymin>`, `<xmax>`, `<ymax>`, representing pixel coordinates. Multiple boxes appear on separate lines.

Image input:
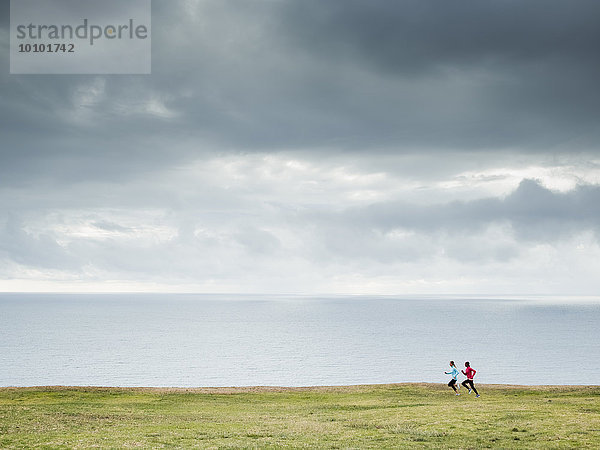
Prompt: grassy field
<box><xmin>1</xmin><ymin>384</ymin><xmax>599</xmax><ymax>448</ymax></box>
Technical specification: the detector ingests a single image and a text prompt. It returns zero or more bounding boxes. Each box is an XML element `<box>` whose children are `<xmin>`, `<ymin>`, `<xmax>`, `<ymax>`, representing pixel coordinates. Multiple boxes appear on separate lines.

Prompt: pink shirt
<box><xmin>464</xmin><ymin>367</ymin><xmax>476</xmax><ymax>379</ymax></box>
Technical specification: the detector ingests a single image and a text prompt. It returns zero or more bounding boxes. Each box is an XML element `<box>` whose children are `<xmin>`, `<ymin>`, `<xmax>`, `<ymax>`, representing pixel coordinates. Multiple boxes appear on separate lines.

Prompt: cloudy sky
<box><xmin>1</xmin><ymin>0</ymin><xmax>600</xmax><ymax>294</ymax></box>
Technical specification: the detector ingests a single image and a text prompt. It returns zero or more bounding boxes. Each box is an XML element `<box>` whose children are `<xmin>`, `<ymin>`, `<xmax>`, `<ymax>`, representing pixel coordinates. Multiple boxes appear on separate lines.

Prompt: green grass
<box><xmin>1</xmin><ymin>384</ymin><xmax>599</xmax><ymax>448</ymax></box>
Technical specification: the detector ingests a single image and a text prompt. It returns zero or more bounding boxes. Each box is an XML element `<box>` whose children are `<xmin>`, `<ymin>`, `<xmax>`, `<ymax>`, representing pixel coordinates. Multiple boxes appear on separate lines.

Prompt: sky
<box><xmin>1</xmin><ymin>0</ymin><xmax>600</xmax><ymax>295</ymax></box>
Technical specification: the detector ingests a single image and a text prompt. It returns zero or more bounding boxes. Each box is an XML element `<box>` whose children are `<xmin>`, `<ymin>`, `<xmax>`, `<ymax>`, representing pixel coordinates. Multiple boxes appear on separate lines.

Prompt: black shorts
<box><xmin>448</xmin><ymin>378</ymin><xmax>457</xmax><ymax>387</ymax></box>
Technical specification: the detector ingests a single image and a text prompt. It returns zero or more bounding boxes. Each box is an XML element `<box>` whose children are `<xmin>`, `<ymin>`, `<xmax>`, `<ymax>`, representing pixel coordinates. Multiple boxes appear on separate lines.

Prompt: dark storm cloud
<box><xmin>150</xmin><ymin>0</ymin><xmax>600</xmax><ymax>151</ymax></box>
<box><xmin>279</xmin><ymin>0</ymin><xmax>600</xmax><ymax>73</ymax></box>
<box><xmin>2</xmin><ymin>0</ymin><xmax>600</xmax><ymax>188</ymax></box>
<box><xmin>272</xmin><ymin>0</ymin><xmax>600</xmax><ymax>150</ymax></box>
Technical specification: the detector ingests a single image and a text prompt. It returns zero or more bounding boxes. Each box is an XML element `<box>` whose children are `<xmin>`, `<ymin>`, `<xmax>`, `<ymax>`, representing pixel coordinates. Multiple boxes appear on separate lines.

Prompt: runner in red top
<box><xmin>461</xmin><ymin>362</ymin><xmax>480</xmax><ymax>397</ymax></box>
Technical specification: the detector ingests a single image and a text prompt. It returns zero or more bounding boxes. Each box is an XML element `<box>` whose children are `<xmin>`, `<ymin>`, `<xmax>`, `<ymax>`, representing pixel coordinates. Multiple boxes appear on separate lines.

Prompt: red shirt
<box><xmin>464</xmin><ymin>367</ymin><xmax>476</xmax><ymax>379</ymax></box>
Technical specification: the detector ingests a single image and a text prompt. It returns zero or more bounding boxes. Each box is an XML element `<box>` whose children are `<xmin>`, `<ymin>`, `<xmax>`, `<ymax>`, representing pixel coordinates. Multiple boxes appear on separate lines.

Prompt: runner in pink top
<box><xmin>461</xmin><ymin>362</ymin><xmax>480</xmax><ymax>397</ymax></box>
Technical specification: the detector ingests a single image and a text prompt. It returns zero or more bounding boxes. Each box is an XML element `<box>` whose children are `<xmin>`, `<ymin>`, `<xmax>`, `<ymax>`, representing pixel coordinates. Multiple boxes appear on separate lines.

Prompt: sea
<box><xmin>1</xmin><ymin>294</ymin><xmax>599</xmax><ymax>387</ymax></box>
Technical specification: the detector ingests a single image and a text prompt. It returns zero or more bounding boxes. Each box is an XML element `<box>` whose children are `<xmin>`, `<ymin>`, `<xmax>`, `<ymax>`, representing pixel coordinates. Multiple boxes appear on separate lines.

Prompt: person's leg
<box><xmin>461</xmin><ymin>380</ymin><xmax>471</xmax><ymax>392</ymax></box>
<box><xmin>448</xmin><ymin>379</ymin><xmax>457</xmax><ymax>392</ymax></box>
<box><xmin>471</xmin><ymin>383</ymin><xmax>479</xmax><ymax>396</ymax></box>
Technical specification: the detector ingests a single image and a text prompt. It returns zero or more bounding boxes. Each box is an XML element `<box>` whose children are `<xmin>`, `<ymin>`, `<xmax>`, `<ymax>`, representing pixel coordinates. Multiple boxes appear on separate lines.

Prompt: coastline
<box><xmin>2</xmin><ymin>382</ymin><xmax>600</xmax><ymax>392</ymax></box>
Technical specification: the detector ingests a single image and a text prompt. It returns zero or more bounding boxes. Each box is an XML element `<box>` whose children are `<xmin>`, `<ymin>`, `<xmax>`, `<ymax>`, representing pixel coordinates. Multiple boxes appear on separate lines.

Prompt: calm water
<box><xmin>1</xmin><ymin>294</ymin><xmax>599</xmax><ymax>387</ymax></box>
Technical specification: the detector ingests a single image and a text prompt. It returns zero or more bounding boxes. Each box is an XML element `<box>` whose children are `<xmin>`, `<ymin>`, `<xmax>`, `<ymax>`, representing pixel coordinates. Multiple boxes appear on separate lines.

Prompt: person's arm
<box><xmin>472</xmin><ymin>369</ymin><xmax>476</xmax><ymax>376</ymax></box>
<box><xmin>461</xmin><ymin>370</ymin><xmax>466</xmax><ymax>375</ymax></box>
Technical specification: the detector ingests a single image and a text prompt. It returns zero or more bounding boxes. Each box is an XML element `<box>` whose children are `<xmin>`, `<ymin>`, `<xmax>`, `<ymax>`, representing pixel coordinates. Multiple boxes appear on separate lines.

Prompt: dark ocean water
<box><xmin>1</xmin><ymin>294</ymin><xmax>598</xmax><ymax>386</ymax></box>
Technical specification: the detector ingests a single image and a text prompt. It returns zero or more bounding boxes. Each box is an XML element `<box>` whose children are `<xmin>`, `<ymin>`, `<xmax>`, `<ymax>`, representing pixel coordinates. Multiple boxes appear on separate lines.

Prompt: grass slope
<box><xmin>1</xmin><ymin>384</ymin><xmax>599</xmax><ymax>448</ymax></box>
